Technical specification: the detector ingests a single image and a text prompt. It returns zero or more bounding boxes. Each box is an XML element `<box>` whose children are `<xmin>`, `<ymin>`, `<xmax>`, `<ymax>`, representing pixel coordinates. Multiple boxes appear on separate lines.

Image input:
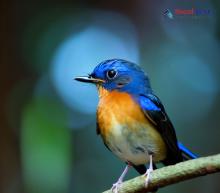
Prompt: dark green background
<box><xmin>1</xmin><ymin>1</ymin><xmax>220</xmax><ymax>193</ymax></box>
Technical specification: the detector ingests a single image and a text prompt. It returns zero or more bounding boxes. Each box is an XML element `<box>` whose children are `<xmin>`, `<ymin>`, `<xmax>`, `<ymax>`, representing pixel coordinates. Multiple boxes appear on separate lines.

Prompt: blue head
<box><xmin>75</xmin><ymin>59</ymin><xmax>152</xmax><ymax>95</ymax></box>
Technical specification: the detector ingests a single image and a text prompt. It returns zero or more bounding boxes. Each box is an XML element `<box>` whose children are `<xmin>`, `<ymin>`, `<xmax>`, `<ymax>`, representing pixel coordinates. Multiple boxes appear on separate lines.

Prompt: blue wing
<box><xmin>138</xmin><ymin>93</ymin><xmax>197</xmax><ymax>165</ymax></box>
<box><xmin>178</xmin><ymin>142</ymin><xmax>198</xmax><ymax>159</ymax></box>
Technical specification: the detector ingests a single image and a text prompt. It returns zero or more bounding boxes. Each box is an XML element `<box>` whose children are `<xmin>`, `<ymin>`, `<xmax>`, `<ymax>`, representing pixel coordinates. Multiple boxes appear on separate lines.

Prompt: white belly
<box><xmin>103</xmin><ymin>122</ymin><xmax>166</xmax><ymax>165</ymax></box>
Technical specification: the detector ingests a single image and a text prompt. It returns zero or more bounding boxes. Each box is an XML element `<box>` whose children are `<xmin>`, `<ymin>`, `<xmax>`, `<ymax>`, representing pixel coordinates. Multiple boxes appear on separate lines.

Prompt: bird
<box><xmin>75</xmin><ymin>59</ymin><xmax>197</xmax><ymax>193</ymax></box>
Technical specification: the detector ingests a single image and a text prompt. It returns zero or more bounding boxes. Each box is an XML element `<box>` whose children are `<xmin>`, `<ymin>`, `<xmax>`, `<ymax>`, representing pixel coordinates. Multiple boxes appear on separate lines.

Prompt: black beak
<box><xmin>74</xmin><ymin>76</ymin><xmax>105</xmax><ymax>84</ymax></box>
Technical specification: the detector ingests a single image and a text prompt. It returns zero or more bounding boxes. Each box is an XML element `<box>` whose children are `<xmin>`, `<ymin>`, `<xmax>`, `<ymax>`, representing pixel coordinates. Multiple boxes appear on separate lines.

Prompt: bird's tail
<box><xmin>178</xmin><ymin>142</ymin><xmax>198</xmax><ymax>160</ymax></box>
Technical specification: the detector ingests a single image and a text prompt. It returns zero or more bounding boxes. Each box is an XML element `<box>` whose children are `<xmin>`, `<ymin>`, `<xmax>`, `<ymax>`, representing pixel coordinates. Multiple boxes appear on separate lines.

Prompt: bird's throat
<box><xmin>97</xmin><ymin>85</ymin><xmax>109</xmax><ymax>99</ymax></box>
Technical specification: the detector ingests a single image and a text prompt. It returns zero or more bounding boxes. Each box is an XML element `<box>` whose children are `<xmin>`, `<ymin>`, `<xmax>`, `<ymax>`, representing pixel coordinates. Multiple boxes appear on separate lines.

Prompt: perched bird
<box><xmin>75</xmin><ymin>59</ymin><xmax>197</xmax><ymax>193</ymax></box>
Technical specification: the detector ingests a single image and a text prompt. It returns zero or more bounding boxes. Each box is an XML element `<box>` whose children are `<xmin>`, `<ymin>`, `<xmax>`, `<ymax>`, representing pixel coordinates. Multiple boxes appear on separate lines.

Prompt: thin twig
<box><xmin>102</xmin><ymin>154</ymin><xmax>220</xmax><ymax>193</ymax></box>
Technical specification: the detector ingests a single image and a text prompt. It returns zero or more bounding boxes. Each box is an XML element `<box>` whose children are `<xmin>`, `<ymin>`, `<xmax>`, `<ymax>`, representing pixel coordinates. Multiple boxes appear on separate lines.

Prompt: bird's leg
<box><xmin>111</xmin><ymin>164</ymin><xmax>131</xmax><ymax>193</ymax></box>
<box><xmin>144</xmin><ymin>154</ymin><xmax>154</xmax><ymax>187</ymax></box>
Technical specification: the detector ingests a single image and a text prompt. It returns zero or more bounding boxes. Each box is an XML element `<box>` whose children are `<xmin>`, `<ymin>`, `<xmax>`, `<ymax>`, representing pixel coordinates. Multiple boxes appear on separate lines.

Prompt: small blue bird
<box><xmin>75</xmin><ymin>59</ymin><xmax>197</xmax><ymax>192</ymax></box>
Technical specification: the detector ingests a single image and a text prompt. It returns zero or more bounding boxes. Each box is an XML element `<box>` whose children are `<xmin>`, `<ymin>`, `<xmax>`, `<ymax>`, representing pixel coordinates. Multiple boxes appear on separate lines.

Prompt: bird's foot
<box><xmin>144</xmin><ymin>167</ymin><xmax>153</xmax><ymax>187</ymax></box>
<box><xmin>111</xmin><ymin>164</ymin><xmax>130</xmax><ymax>193</ymax></box>
<box><xmin>111</xmin><ymin>180</ymin><xmax>122</xmax><ymax>193</ymax></box>
<box><xmin>143</xmin><ymin>154</ymin><xmax>154</xmax><ymax>187</ymax></box>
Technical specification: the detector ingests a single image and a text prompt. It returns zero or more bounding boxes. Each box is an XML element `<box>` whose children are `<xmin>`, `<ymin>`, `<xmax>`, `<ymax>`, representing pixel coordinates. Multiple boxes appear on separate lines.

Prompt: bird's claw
<box><xmin>144</xmin><ymin>168</ymin><xmax>153</xmax><ymax>187</ymax></box>
<box><xmin>111</xmin><ymin>180</ymin><xmax>122</xmax><ymax>193</ymax></box>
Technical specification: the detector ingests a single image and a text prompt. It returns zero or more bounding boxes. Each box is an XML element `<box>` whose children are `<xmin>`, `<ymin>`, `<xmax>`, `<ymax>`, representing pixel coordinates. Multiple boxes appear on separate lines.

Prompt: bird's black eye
<box><xmin>106</xmin><ymin>69</ymin><xmax>117</xmax><ymax>79</ymax></box>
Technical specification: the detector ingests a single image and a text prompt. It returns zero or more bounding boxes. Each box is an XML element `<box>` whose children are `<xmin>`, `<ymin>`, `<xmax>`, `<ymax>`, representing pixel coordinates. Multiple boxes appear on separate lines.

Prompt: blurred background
<box><xmin>1</xmin><ymin>0</ymin><xmax>220</xmax><ymax>193</ymax></box>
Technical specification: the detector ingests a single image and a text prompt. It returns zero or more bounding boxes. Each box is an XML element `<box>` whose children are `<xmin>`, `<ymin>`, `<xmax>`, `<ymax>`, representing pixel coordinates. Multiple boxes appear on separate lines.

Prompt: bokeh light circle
<box><xmin>152</xmin><ymin>43</ymin><xmax>218</xmax><ymax>123</ymax></box>
<box><xmin>51</xmin><ymin>11</ymin><xmax>139</xmax><ymax>114</ymax></box>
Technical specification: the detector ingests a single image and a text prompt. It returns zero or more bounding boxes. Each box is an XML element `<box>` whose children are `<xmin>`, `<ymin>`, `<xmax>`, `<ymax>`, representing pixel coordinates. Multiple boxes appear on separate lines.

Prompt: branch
<box><xmin>102</xmin><ymin>154</ymin><xmax>220</xmax><ymax>193</ymax></box>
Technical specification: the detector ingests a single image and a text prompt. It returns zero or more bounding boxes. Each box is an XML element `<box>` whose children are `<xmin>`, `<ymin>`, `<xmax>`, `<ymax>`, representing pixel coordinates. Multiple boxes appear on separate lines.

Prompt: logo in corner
<box><xmin>163</xmin><ymin>9</ymin><xmax>174</xmax><ymax>19</ymax></box>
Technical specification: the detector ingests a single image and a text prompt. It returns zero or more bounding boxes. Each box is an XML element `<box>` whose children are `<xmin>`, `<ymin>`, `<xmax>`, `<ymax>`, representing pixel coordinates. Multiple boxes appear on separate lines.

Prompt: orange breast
<box><xmin>97</xmin><ymin>87</ymin><xmax>150</xmax><ymax>137</ymax></box>
<box><xmin>96</xmin><ymin>87</ymin><xmax>167</xmax><ymax>163</ymax></box>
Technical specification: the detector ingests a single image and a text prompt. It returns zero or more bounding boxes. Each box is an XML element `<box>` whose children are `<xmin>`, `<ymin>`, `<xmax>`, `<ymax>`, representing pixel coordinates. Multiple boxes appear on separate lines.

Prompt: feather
<box><xmin>138</xmin><ymin>93</ymin><xmax>183</xmax><ymax>165</ymax></box>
